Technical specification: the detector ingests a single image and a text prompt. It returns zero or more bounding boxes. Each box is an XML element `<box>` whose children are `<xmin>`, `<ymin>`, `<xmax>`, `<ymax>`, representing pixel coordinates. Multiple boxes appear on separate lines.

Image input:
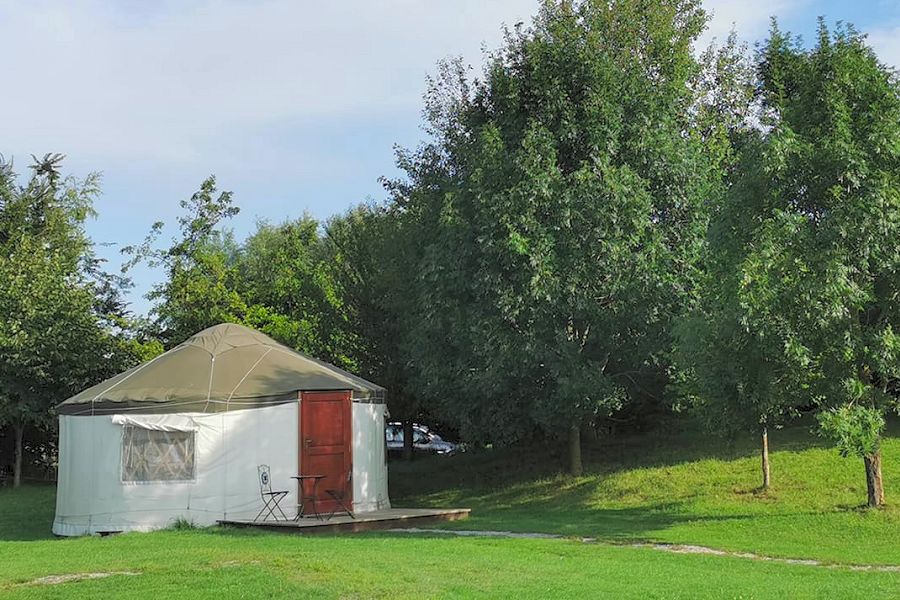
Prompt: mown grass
<box><xmin>0</xmin><ymin>513</ymin><xmax>898</xmax><ymax>599</ymax></box>
<box><xmin>391</xmin><ymin>421</ymin><xmax>900</xmax><ymax>566</ymax></box>
<box><xmin>2</xmin><ymin>422</ymin><xmax>900</xmax><ymax>598</ymax></box>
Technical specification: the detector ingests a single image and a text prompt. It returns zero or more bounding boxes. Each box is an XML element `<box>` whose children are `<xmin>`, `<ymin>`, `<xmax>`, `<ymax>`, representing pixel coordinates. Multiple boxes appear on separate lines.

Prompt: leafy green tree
<box><xmin>675</xmin><ymin>235</ymin><xmax>809</xmax><ymax>489</ymax></box>
<box><xmin>691</xmin><ymin>31</ymin><xmax>759</xmax><ymax>172</ymax></box>
<box><xmin>674</xmin><ymin>32</ymin><xmax>798</xmax><ymax>489</ymax></box>
<box><xmin>124</xmin><ymin>176</ymin><xmax>246</xmax><ymax>347</ymax></box>
<box><xmin>713</xmin><ymin>21</ymin><xmax>900</xmax><ymax>506</ymax></box>
<box><xmin>240</xmin><ymin>217</ymin><xmax>355</xmax><ymax>369</ymax></box>
<box><xmin>325</xmin><ymin>203</ymin><xmax>421</xmax><ymax>458</ymax></box>
<box><xmin>129</xmin><ymin>179</ymin><xmax>358</xmax><ymax>372</ymax></box>
<box><xmin>398</xmin><ymin>0</ymin><xmax>720</xmax><ymax>474</ymax></box>
<box><xmin>0</xmin><ymin>155</ymin><xmax>136</xmax><ymax>486</ymax></box>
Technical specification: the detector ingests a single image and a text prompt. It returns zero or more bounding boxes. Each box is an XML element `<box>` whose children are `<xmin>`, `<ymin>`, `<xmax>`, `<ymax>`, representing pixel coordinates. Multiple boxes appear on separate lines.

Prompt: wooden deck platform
<box><xmin>218</xmin><ymin>507</ymin><xmax>470</xmax><ymax>534</ymax></box>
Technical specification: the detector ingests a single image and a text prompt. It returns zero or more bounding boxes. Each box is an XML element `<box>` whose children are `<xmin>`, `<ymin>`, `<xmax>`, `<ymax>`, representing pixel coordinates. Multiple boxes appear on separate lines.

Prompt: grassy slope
<box><xmin>391</xmin><ymin>422</ymin><xmax>900</xmax><ymax>566</ymax></box>
<box><xmin>1</xmin><ymin>424</ymin><xmax>900</xmax><ymax>598</ymax></box>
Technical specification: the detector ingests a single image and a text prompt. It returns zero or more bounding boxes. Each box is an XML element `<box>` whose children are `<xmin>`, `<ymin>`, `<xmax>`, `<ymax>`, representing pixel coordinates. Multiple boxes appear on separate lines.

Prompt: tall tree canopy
<box><xmin>691</xmin><ymin>21</ymin><xmax>900</xmax><ymax>506</ymax></box>
<box><xmin>324</xmin><ymin>204</ymin><xmax>423</xmax><ymax>457</ymax></box>
<box><xmin>397</xmin><ymin>0</ymin><xmax>723</xmax><ymax>473</ymax></box>
<box><xmin>240</xmin><ymin>216</ymin><xmax>355</xmax><ymax>368</ymax></box>
<box><xmin>673</xmin><ymin>32</ymin><xmax>795</xmax><ymax>490</ymax></box>
<box><xmin>0</xmin><ymin>155</ymin><xmax>142</xmax><ymax>486</ymax></box>
<box><xmin>130</xmin><ymin>177</ymin><xmax>358</xmax><ymax>369</ymax></box>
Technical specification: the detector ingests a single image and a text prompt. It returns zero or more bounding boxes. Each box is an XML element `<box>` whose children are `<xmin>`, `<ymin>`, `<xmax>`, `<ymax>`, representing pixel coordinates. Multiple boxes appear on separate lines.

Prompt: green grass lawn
<box><xmin>2</xmin><ymin>524</ymin><xmax>898</xmax><ymax>599</ymax></box>
<box><xmin>2</xmin><ymin>423</ymin><xmax>900</xmax><ymax>598</ymax></box>
<box><xmin>391</xmin><ymin>421</ymin><xmax>900</xmax><ymax>566</ymax></box>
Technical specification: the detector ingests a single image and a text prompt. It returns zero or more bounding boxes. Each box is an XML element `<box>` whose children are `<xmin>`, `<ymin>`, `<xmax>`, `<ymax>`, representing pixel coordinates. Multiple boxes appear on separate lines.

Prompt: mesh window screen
<box><xmin>121</xmin><ymin>426</ymin><xmax>195</xmax><ymax>482</ymax></box>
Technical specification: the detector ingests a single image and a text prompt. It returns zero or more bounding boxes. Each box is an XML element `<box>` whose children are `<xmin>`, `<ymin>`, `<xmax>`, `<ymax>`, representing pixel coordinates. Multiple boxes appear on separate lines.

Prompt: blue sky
<box><xmin>2</xmin><ymin>0</ymin><xmax>898</xmax><ymax>316</ymax></box>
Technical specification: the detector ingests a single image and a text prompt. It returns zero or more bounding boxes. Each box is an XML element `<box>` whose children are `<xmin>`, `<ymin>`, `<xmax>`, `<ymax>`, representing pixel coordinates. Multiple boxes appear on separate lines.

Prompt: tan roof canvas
<box><xmin>58</xmin><ymin>323</ymin><xmax>384</xmax><ymax>415</ymax></box>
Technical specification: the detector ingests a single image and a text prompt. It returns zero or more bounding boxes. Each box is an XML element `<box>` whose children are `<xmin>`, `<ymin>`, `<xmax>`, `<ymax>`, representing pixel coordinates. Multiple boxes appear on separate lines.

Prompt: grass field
<box><xmin>391</xmin><ymin>422</ymin><xmax>900</xmax><ymax>566</ymax></box>
<box><xmin>1</xmin><ymin>423</ymin><xmax>899</xmax><ymax>598</ymax></box>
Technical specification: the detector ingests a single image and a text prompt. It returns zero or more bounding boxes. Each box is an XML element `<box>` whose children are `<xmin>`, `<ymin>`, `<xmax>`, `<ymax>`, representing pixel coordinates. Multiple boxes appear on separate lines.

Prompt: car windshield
<box><xmin>385</xmin><ymin>426</ymin><xmax>401</xmax><ymax>442</ymax></box>
<box><xmin>385</xmin><ymin>424</ymin><xmax>449</xmax><ymax>446</ymax></box>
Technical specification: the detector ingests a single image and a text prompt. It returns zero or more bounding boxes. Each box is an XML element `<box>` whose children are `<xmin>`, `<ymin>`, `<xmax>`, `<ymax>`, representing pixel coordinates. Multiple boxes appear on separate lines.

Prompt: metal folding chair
<box><xmin>324</xmin><ymin>469</ymin><xmax>355</xmax><ymax>520</ymax></box>
<box><xmin>254</xmin><ymin>464</ymin><xmax>289</xmax><ymax>521</ymax></box>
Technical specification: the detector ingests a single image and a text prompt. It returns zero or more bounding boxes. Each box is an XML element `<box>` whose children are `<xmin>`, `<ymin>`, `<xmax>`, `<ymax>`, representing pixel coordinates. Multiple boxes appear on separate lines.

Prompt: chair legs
<box><xmin>254</xmin><ymin>491</ymin><xmax>290</xmax><ymax>521</ymax></box>
<box><xmin>295</xmin><ymin>495</ymin><xmax>322</xmax><ymax>520</ymax></box>
<box><xmin>324</xmin><ymin>490</ymin><xmax>355</xmax><ymax>520</ymax></box>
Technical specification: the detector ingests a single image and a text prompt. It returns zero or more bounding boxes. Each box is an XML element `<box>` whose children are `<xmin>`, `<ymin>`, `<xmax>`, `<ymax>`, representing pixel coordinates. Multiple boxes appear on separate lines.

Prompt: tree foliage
<box><xmin>324</xmin><ymin>203</ymin><xmax>424</xmax><ymax>443</ymax></box>
<box><xmin>240</xmin><ymin>217</ymin><xmax>355</xmax><ymax>368</ymax></box>
<box><xmin>681</xmin><ymin>20</ymin><xmax>900</xmax><ymax>503</ymax></box>
<box><xmin>393</xmin><ymin>0</ymin><xmax>722</xmax><ymax>470</ymax></box>
<box><xmin>124</xmin><ymin>176</ymin><xmax>245</xmax><ymax>346</ymax></box>
<box><xmin>127</xmin><ymin>177</ymin><xmax>359</xmax><ymax>370</ymax></box>
<box><xmin>673</xmin><ymin>34</ymin><xmax>799</xmax><ymax>454</ymax></box>
<box><xmin>818</xmin><ymin>404</ymin><xmax>885</xmax><ymax>459</ymax></box>
<box><xmin>0</xmin><ymin>155</ymin><xmax>144</xmax><ymax>484</ymax></box>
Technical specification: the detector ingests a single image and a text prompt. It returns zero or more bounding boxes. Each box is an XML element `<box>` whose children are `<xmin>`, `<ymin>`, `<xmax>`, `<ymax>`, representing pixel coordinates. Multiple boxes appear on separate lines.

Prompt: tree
<box><xmin>674</xmin><ymin>33</ymin><xmax>798</xmax><ymax>490</ymax></box>
<box><xmin>124</xmin><ymin>176</ymin><xmax>246</xmax><ymax>347</ymax></box>
<box><xmin>675</xmin><ymin>253</ymin><xmax>809</xmax><ymax>489</ymax></box>
<box><xmin>325</xmin><ymin>203</ymin><xmax>421</xmax><ymax>459</ymax></box>
<box><xmin>397</xmin><ymin>0</ymin><xmax>720</xmax><ymax>474</ymax></box>
<box><xmin>0</xmin><ymin>155</ymin><xmax>133</xmax><ymax>486</ymax></box>
<box><xmin>719</xmin><ymin>21</ymin><xmax>900</xmax><ymax>506</ymax></box>
<box><xmin>240</xmin><ymin>216</ymin><xmax>355</xmax><ymax>369</ymax></box>
<box><xmin>129</xmin><ymin>179</ymin><xmax>359</xmax><ymax>372</ymax></box>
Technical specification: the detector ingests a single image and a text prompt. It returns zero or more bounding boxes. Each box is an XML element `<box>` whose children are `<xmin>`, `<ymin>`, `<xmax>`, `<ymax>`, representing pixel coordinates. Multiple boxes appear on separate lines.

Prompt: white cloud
<box><xmin>868</xmin><ymin>26</ymin><xmax>900</xmax><ymax>70</ymax></box>
<box><xmin>699</xmin><ymin>0</ymin><xmax>810</xmax><ymax>48</ymax></box>
<box><xmin>1</xmin><ymin>0</ymin><xmax>535</xmax><ymax>166</ymax></box>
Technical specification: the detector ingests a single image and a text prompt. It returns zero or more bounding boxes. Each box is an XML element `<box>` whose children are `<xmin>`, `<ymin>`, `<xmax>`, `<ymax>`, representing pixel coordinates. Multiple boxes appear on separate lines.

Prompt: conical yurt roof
<box><xmin>58</xmin><ymin>323</ymin><xmax>385</xmax><ymax>415</ymax></box>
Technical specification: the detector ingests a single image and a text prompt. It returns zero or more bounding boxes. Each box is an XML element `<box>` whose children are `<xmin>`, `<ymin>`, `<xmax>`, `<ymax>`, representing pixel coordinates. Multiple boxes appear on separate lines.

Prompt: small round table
<box><xmin>292</xmin><ymin>475</ymin><xmax>326</xmax><ymax>520</ymax></box>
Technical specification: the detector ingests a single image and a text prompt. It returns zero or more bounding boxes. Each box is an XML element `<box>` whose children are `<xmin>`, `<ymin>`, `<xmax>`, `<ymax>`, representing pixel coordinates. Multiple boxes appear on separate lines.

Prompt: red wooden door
<box><xmin>299</xmin><ymin>391</ymin><xmax>352</xmax><ymax>513</ymax></box>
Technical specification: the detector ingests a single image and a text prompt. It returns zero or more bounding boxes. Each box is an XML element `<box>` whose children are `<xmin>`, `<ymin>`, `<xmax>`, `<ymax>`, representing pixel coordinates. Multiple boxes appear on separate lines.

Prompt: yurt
<box><xmin>53</xmin><ymin>323</ymin><xmax>389</xmax><ymax>536</ymax></box>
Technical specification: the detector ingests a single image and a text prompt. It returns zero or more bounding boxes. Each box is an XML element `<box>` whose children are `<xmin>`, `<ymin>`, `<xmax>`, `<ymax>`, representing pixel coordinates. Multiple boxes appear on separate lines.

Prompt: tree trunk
<box><xmin>864</xmin><ymin>450</ymin><xmax>885</xmax><ymax>508</ymax></box>
<box><xmin>568</xmin><ymin>424</ymin><xmax>583</xmax><ymax>477</ymax></box>
<box><xmin>402</xmin><ymin>419</ymin><xmax>414</xmax><ymax>462</ymax></box>
<box><xmin>761</xmin><ymin>427</ymin><xmax>771</xmax><ymax>490</ymax></box>
<box><xmin>13</xmin><ymin>421</ymin><xmax>24</xmax><ymax>488</ymax></box>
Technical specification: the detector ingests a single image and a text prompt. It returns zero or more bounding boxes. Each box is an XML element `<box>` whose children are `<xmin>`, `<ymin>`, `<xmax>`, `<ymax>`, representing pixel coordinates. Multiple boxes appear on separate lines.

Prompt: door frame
<box><xmin>298</xmin><ymin>390</ymin><xmax>353</xmax><ymax>509</ymax></box>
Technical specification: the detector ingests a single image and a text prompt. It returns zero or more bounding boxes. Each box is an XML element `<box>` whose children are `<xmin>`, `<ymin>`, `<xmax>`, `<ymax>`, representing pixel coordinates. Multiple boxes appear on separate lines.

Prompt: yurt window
<box><xmin>121</xmin><ymin>425</ymin><xmax>196</xmax><ymax>483</ymax></box>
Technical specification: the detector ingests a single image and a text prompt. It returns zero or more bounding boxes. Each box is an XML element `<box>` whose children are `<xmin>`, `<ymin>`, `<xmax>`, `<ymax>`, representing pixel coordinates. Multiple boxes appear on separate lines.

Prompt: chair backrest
<box><xmin>258</xmin><ymin>464</ymin><xmax>272</xmax><ymax>496</ymax></box>
<box><xmin>332</xmin><ymin>467</ymin><xmax>352</xmax><ymax>498</ymax></box>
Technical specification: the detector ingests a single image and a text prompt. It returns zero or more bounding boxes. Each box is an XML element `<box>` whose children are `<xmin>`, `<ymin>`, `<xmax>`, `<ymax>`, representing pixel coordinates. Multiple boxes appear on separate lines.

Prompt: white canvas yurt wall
<box><xmin>350</xmin><ymin>402</ymin><xmax>391</xmax><ymax>513</ymax></box>
<box><xmin>53</xmin><ymin>402</ymin><xmax>390</xmax><ymax>536</ymax></box>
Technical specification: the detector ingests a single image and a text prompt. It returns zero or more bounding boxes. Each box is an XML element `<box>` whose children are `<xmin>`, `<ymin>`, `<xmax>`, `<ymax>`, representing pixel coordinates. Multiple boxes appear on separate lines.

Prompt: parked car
<box><xmin>385</xmin><ymin>422</ymin><xmax>461</xmax><ymax>456</ymax></box>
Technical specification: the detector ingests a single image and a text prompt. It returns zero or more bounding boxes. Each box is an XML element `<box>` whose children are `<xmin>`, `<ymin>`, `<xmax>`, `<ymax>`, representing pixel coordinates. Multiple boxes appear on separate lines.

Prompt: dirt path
<box><xmin>388</xmin><ymin>528</ymin><xmax>900</xmax><ymax>573</ymax></box>
<box><xmin>24</xmin><ymin>571</ymin><xmax>140</xmax><ymax>586</ymax></box>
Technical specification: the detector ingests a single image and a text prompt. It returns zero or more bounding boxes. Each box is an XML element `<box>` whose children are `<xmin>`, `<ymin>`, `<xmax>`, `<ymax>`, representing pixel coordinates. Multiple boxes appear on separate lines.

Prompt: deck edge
<box><xmin>217</xmin><ymin>508</ymin><xmax>470</xmax><ymax>534</ymax></box>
